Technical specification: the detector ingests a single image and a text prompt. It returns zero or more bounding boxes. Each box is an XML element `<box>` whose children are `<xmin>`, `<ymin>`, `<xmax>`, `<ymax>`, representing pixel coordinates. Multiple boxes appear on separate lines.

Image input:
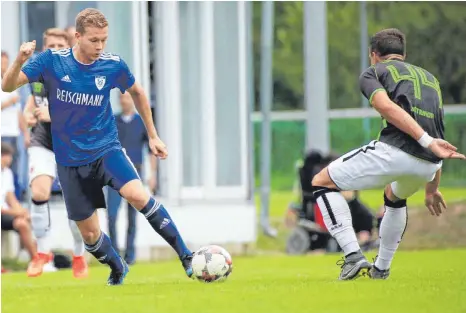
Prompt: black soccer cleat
<box><xmin>181</xmin><ymin>253</ymin><xmax>193</xmax><ymax>278</ymax></box>
<box><xmin>107</xmin><ymin>258</ymin><xmax>129</xmax><ymax>286</ymax></box>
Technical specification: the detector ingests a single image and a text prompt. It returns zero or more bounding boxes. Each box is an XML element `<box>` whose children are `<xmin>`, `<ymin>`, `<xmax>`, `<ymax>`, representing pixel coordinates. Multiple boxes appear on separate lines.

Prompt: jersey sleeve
<box><xmin>21</xmin><ymin>50</ymin><xmax>51</xmax><ymax>83</ymax></box>
<box><xmin>359</xmin><ymin>65</ymin><xmax>385</xmax><ymax>104</ymax></box>
<box><xmin>115</xmin><ymin>58</ymin><xmax>136</xmax><ymax>93</ymax></box>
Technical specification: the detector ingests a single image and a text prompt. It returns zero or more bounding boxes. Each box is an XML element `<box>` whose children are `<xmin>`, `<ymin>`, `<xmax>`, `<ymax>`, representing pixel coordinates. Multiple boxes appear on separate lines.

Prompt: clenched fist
<box><xmin>149</xmin><ymin>136</ymin><xmax>168</xmax><ymax>159</ymax></box>
<box><xmin>17</xmin><ymin>40</ymin><xmax>36</xmax><ymax>64</ymax></box>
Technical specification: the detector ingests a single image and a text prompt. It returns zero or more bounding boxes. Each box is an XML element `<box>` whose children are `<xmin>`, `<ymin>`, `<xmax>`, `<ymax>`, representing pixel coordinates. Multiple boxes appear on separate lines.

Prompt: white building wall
<box><xmin>1</xmin><ymin>2</ymin><xmax>20</xmax><ymax>59</ymax></box>
<box><xmin>1</xmin><ymin>1</ymin><xmax>256</xmax><ymax>261</ymax></box>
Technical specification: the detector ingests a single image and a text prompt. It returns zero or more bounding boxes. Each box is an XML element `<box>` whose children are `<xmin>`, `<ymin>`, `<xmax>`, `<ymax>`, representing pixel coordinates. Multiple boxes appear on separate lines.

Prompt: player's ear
<box><xmin>369</xmin><ymin>51</ymin><xmax>377</xmax><ymax>65</ymax></box>
<box><xmin>75</xmin><ymin>31</ymin><xmax>81</xmax><ymax>43</ymax></box>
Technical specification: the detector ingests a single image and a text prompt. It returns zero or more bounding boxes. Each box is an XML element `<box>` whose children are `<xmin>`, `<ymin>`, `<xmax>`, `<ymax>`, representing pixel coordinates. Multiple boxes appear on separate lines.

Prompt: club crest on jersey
<box><xmin>95</xmin><ymin>76</ymin><xmax>106</xmax><ymax>90</ymax></box>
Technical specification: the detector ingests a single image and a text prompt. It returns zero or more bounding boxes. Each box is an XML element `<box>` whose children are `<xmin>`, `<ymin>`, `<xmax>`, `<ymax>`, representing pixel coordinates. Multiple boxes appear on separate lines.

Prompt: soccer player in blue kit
<box><xmin>2</xmin><ymin>8</ymin><xmax>193</xmax><ymax>285</ymax></box>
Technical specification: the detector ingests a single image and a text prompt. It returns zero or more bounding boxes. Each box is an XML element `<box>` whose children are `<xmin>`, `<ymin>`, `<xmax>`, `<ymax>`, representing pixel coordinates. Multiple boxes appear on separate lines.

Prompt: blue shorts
<box><xmin>57</xmin><ymin>149</ymin><xmax>140</xmax><ymax>221</ymax></box>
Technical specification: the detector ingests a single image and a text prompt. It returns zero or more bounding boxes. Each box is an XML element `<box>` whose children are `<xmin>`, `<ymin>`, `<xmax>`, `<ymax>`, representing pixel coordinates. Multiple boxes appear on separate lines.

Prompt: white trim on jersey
<box><xmin>99</xmin><ymin>52</ymin><xmax>120</xmax><ymax>62</ymax></box>
<box><xmin>122</xmin><ymin>148</ymin><xmax>141</xmax><ymax>180</ymax></box>
<box><xmin>51</xmin><ymin>48</ymin><xmax>71</xmax><ymax>56</ymax></box>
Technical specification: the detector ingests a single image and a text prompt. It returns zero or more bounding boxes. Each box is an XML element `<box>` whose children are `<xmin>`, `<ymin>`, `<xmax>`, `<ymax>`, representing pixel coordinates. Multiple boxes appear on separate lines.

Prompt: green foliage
<box><xmin>253</xmin><ymin>2</ymin><xmax>466</xmax><ymax>110</ymax></box>
<box><xmin>254</xmin><ymin>114</ymin><xmax>466</xmax><ymax>190</ymax></box>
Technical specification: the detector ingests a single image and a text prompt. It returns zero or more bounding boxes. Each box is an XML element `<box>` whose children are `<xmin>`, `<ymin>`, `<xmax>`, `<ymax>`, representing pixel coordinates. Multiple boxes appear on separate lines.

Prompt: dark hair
<box><xmin>1</xmin><ymin>142</ymin><xmax>15</xmax><ymax>156</ymax></box>
<box><xmin>370</xmin><ymin>28</ymin><xmax>405</xmax><ymax>57</ymax></box>
<box><xmin>1</xmin><ymin>50</ymin><xmax>8</xmax><ymax>58</ymax></box>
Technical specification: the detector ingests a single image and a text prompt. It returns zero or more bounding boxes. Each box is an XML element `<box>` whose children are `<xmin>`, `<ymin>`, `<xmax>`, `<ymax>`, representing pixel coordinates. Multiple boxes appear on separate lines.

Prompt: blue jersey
<box><xmin>21</xmin><ymin>48</ymin><xmax>135</xmax><ymax>166</ymax></box>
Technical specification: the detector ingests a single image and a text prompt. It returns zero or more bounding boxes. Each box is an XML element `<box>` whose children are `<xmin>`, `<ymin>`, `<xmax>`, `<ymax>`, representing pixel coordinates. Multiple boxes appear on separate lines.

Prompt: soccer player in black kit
<box><xmin>310</xmin><ymin>28</ymin><xmax>465</xmax><ymax>280</ymax></box>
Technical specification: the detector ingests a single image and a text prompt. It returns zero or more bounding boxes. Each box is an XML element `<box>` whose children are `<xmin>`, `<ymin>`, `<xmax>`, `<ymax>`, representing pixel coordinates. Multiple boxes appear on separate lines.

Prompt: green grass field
<box><xmin>2</xmin><ymin>249</ymin><xmax>466</xmax><ymax>313</ymax></box>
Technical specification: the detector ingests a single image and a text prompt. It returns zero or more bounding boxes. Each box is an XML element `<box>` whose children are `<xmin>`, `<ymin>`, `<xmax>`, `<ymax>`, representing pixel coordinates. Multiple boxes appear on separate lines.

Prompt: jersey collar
<box><xmin>71</xmin><ymin>47</ymin><xmax>97</xmax><ymax>68</ymax></box>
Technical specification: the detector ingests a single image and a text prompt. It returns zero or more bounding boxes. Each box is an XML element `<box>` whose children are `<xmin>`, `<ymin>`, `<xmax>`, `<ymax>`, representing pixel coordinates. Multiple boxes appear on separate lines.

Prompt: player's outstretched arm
<box><xmin>424</xmin><ymin>169</ymin><xmax>446</xmax><ymax>216</ymax></box>
<box><xmin>127</xmin><ymin>82</ymin><xmax>157</xmax><ymax>138</ymax></box>
<box><xmin>371</xmin><ymin>91</ymin><xmax>425</xmax><ymax>142</ymax></box>
<box><xmin>371</xmin><ymin>91</ymin><xmax>466</xmax><ymax>160</ymax></box>
<box><xmin>127</xmin><ymin>82</ymin><xmax>168</xmax><ymax>159</ymax></box>
<box><xmin>1</xmin><ymin>41</ymin><xmax>36</xmax><ymax>92</ymax></box>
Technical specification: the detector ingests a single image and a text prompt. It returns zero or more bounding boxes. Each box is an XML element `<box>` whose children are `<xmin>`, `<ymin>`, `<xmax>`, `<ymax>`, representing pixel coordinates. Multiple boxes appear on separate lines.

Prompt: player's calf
<box><xmin>140</xmin><ymin>197</ymin><xmax>193</xmax><ymax>276</ymax></box>
<box><xmin>30</xmin><ymin>175</ymin><xmax>54</xmax><ymax>261</ymax></box>
<box><xmin>84</xmin><ymin>231</ymin><xmax>127</xmax><ymax>282</ymax></box>
<box><xmin>311</xmin><ymin>178</ymin><xmax>362</xmax><ymax>257</ymax></box>
<box><xmin>373</xmin><ymin>187</ymin><xmax>408</xmax><ymax>274</ymax></box>
<box><xmin>75</xmin><ymin>213</ymin><xmax>125</xmax><ymax>284</ymax></box>
<box><xmin>120</xmin><ymin>180</ymin><xmax>193</xmax><ymax>277</ymax></box>
<box><xmin>30</xmin><ymin>199</ymin><xmax>51</xmax><ymax>248</ymax></box>
<box><xmin>311</xmin><ymin>168</ymin><xmax>371</xmax><ymax>280</ymax></box>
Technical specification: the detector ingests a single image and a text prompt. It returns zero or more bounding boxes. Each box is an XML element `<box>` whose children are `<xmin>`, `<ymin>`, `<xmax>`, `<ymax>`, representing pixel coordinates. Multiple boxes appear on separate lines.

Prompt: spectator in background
<box><xmin>1</xmin><ymin>51</ymin><xmax>31</xmax><ymax>199</ymax></box>
<box><xmin>106</xmin><ymin>92</ymin><xmax>158</xmax><ymax>265</ymax></box>
<box><xmin>64</xmin><ymin>25</ymin><xmax>77</xmax><ymax>46</ymax></box>
<box><xmin>1</xmin><ymin>142</ymin><xmax>37</xmax><ymax>266</ymax></box>
<box><xmin>285</xmin><ymin>150</ymin><xmax>378</xmax><ymax>253</ymax></box>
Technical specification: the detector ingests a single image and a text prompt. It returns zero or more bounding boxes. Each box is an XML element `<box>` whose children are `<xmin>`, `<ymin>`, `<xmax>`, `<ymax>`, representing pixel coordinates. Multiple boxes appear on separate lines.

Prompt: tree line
<box><xmin>253</xmin><ymin>2</ymin><xmax>466</xmax><ymax>110</ymax></box>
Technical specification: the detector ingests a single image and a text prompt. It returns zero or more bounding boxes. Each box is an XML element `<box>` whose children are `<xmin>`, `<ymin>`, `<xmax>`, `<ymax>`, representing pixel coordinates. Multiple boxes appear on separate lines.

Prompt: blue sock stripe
<box><xmin>142</xmin><ymin>200</ymin><xmax>157</xmax><ymax>218</ymax></box>
<box><xmin>147</xmin><ymin>202</ymin><xmax>161</xmax><ymax>218</ymax></box>
<box><xmin>141</xmin><ymin>202</ymin><xmax>191</xmax><ymax>258</ymax></box>
<box><xmin>85</xmin><ymin>232</ymin><xmax>104</xmax><ymax>253</ymax></box>
<box><xmin>144</xmin><ymin>200</ymin><xmax>161</xmax><ymax>219</ymax></box>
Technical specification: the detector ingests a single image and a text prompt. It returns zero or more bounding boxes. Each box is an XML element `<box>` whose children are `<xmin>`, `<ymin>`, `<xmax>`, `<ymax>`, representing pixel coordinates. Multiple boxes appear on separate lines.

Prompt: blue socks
<box><xmin>140</xmin><ymin>197</ymin><xmax>191</xmax><ymax>258</ymax></box>
<box><xmin>85</xmin><ymin>232</ymin><xmax>124</xmax><ymax>272</ymax></box>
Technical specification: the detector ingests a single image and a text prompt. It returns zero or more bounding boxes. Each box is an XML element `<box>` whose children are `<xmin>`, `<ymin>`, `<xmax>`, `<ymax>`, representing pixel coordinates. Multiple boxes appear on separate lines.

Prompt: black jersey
<box><xmin>359</xmin><ymin>59</ymin><xmax>444</xmax><ymax>163</ymax></box>
<box><xmin>29</xmin><ymin>82</ymin><xmax>53</xmax><ymax>151</ymax></box>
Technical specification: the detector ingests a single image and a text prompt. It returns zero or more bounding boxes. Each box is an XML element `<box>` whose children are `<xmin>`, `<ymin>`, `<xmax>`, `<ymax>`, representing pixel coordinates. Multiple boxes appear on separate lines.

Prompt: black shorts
<box><xmin>57</xmin><ymin>149</ymin><xmax>140</xmax><ymax>221</ymax></box>
<box><xmin>1</xmin><ymin>214</ymin><xmax>16</xmax><ymax>231</ymax></box>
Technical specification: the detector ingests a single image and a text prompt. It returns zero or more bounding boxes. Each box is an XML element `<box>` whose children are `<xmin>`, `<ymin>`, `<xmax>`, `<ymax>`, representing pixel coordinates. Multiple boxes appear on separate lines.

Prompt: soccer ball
<box><xmin>192</xmin><ymin>245</ymin><xmax>233</xmax><ymax>283</ymax></box>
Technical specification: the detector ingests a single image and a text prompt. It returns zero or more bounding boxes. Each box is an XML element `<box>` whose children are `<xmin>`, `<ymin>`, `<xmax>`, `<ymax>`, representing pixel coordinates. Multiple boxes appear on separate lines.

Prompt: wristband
<box><xmin>418</xmin><ymin>132</ymin><xmax>433</xmax><ymax>148</ymax></box>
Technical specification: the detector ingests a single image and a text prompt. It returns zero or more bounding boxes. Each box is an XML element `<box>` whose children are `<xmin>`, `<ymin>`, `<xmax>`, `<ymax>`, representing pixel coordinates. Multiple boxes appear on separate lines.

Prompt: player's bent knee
<box><xmin>119</xmin><ymin>180</ymin><xmax>150</xmax><ymax>210</ymax></box>
<box><xmin>13</xmin><ymin>218</ymin><xmax>30</xmax><ymax>232</ymax></box>
<box><xmin>76</xmin><ymin>222</ymin><xmax>100</xmax><ymax>244</ymax></box>
<box><xmin>79</xmin><ymin>227</ymin><xmax>101</xmax><ymax>244</ymax></box>
<box><xmin>75</xmin><ymin>214</ymin><xmax>102</xmax><ymax>244</ymax></box>
<box><xmin>383</xmin><ymin>190</ymin><xmax>407</xmax><ymax>208</ymax></box>
<box><xmin>311</xmin><ymin>172</ymin><xmax>323</xmax><ymax>187</ymax></box>
<box><xmin>311</xmin><ymin>167</ymin><xmax>336</xmax><ymax>189</ymax></box>
<box><xmin>31</xmin><ymin>183</ymin><xmax>52</xmax><ymax>202</ymax></box>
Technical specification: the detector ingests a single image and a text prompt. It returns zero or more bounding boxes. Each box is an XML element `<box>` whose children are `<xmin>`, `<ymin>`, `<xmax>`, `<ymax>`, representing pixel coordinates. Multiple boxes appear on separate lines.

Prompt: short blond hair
<box><xmin>75</xmin><ymin>8</ymin><xmax>108</xmax><ymax>34</ymax></box>
<box><xmin>43</xmin><ymin>28</ymin><xmax>68</xmax><ymax>46</ymax></box>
